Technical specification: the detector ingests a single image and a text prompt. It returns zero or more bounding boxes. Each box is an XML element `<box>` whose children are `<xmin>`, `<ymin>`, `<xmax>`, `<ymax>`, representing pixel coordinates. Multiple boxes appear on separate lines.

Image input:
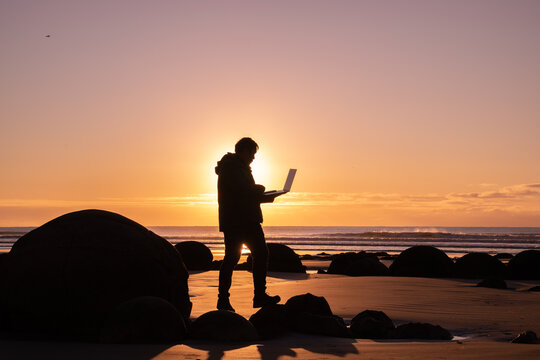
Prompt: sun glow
<box><xmin>251</xmin><ymin>150</ymin><xmax>271</xmax><ymax>186</ymax></box>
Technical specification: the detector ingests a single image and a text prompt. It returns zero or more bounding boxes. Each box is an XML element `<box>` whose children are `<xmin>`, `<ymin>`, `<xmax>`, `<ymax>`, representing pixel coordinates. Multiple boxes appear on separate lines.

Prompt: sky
<box><xmin>1</xmin><ymin>0</ymin><xmax>540</xmax><ymax>227</ymax></box>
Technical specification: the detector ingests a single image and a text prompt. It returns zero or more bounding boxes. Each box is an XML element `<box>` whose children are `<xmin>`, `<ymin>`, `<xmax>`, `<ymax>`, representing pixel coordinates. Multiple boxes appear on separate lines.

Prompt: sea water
<box><xmin>2</xmin><ymin>226</ymin><xmax>539</xmax><ymax>257</ymax></box>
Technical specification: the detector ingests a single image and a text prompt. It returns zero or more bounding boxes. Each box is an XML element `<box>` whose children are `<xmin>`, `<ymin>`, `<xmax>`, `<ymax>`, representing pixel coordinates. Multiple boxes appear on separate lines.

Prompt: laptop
<box><xmin>264</xmin><ymin>168</ymin><xmax>297</xmax><ymax>196</ymax></box>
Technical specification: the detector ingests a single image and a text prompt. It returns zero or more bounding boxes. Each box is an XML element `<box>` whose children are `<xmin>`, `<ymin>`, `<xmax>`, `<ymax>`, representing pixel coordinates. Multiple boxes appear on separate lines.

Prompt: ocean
<box><xmin>1</xmin><ymin>226</ymin><xmax>539</xmax><ymax>258</ymax></box>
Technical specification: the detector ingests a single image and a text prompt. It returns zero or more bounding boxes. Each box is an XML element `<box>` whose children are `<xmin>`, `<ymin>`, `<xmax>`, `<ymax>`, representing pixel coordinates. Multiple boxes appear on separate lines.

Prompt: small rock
<box><xmin>477</xmin><ymin>278</ymin><xmax>507</xmax><ymax>289</ymax></box>
<box><xmin>190</xmin><ymin>310</ymin><xmax>258</xmax><ymax>342</ymax></box>
<box><xmin>249</xmin><ymin>304</ymin><xmax>288</xmax><ymax>339</ymax></box>
<box><xmin>527</xmin><ymin>286</ymin><xmax>540</xmax><ymax>292</ymax></box>
<box><xmin>511</xmin><ymin>330</ymin><xmax>539</xmax><ymax>344</ymax></box>
<box><xmin>392</xmin><ymin>322</ymin><xmax>452</xmax><ymax>340</ymax></box>
<box><xmin>350</xmin><ymin>310</ymin><xmax>395</xmax><ymax>339</ymax></box>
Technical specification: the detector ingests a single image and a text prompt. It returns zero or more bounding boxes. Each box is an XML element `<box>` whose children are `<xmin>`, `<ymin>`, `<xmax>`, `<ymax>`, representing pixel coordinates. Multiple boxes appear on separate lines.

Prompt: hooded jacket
<box><xmin>215</xmin><ymin>153</ymin><xmax>274</xmax><ymax>232</ymax></box>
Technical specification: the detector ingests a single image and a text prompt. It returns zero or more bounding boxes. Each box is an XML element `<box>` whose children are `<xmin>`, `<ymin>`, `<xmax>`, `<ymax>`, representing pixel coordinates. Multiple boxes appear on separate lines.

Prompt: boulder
<box><xmin>2</xmin><ymin>209</ymin><xmax>192</xmax><ymax>338</ymax></box>
<box><xmin>392</xmin><ymin>323</ymin><xmax>452</xmax><ymax>340</ymax></box>
<box><xmin>511</xmin><ymin>330</ymin><xmax>539</xmax><ymax>344</ymax></box>
<box><xmin>249</xmin><ymin>304</ymin><xmax>288</xmax><ymax>339</ymax></box>
<box><xmin>494</xmin><ymin>253</ymin><xmax>513</xmax><ymax>260</ymax></box>
<box><xmin>190</xmin><ymin>310</ymin><xmax>258</xmax><ymax>341</ymax></box>
<box><xmin>174</xmin><ymin>241</ymin><xmax>213</xmax><ymax>271</ymax></box>
<box><xmin>284</xmin><ymin>293</ymin><xmax>349</xmax><ymax>337</ymax></box>
<box><xmin>247</xmin><ymin>243</ymin><xmax>306</xmax><ymax>273</ymax></box>
<box><xmin>453</xmin><ymin>253</ymin><xmax>507</xmax><ymax>279</ymax></box>
<box><xmin>350</xmin><ymin>310</ymin><xmax>395</xmax><ymax>339</ymax></box>
<box><xmin>527</xmin><ymin>286</ymin><xmax>540</xmax><ymax>292</ymax></box>
<box><xmin>285</xmin><ymin>293</ymin><xmax>332</xmax><ymax>317</ymax></box>
<box><xmin>347</xmin><ymin>257</ymin><xmax>389</xmax><ymax>276</ymax></box>
<box><xmin>389</xmin><ymin>246</ymin><xmax>453</xmax><ymax>278</ymax></box>
<box><xmin>508</xmin><ymin>250</ymin><xmax>540</xmax><ymax>280</ymax></box>
<box><xmin>99</xmin><ymin>296</ymin><xmax>186</xmax><ymax>344</ymax></box>
<box><xmin>294</xmin><ymin>312</ymin><xmax>351</xmax><ymax>338</ymax></box>
<box><xmin>477</xmin><ymin>278</ymin><xmax>507</xmax><ymax>289</ymax></box>
<box><xmin>328</xmin><ymin>252</ymin><xmax>388</xmax><ymax>276</ymax></box>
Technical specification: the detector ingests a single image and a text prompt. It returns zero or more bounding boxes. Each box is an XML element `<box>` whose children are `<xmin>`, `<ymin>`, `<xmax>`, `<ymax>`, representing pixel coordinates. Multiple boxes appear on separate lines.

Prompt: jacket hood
<box><xmin>215</xmin><ymin>152</ymin><xmax>246</xmax><ymax>175</ymax></box>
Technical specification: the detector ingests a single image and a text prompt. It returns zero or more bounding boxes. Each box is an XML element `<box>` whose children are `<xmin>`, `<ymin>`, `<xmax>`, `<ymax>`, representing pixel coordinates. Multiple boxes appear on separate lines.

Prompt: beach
<box><xmin>2</xmin><ymin>269</ymin><xmax>539</xmax><ymax>359</ymax></box>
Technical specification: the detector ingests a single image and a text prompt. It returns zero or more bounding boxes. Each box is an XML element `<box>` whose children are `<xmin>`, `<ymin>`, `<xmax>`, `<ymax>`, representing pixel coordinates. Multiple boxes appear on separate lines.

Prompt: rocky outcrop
<box><xmin>99</xmin><ymin>296</ymin><xmax>186</xmax><ymax>344</ymax></box>
<box><xmin>174</xmin><ymin>241</ymin><xmax>213</xmax><ymax>271</ymax></box>
<box><xmin>389</xmin><ymin>246</ymin><xmax>453</xmax><ymax>278</ymax></box>
<box><xmin>2</xmin><ymin>209</ymin><xmax>192</xmax><ymax>338</ymax></box>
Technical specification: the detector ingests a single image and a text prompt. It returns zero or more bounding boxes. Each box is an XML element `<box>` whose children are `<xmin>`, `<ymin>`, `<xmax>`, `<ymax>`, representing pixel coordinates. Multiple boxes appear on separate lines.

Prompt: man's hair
<box><xmin>235</xmin><ymin>137</ymin><xmax>259</xmax><ymax>154</ymax></box>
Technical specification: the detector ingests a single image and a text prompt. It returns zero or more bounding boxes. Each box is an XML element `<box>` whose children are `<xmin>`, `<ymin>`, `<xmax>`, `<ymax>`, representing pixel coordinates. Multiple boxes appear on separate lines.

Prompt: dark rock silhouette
<box><xmin>392</xmin><ymin>322</ymin><xmax>452</xmax><ymax>340</ymax></box>
<box><xmin>328</xmin><ymin>252</ymin><xmax>388</xmax><ymax>276</ymax></box>
<box><xmin>174</xmin><ymin>241</ymin><xmax>213</xmax><ymax>271</ymax></box>
<box><xmin>294</xmin><ymin>312</ymin><xmax>351</xmax><ymax>338</ymax></box>
<box><xmin>285</xmin><ymin>293</ymin><xmax>333</xmax><ymax>317</ymax></box>
<box><xmin>190</xmin><ymin>310</ymin><xmax>258</xmax><ymax>341</ymax></box>
<box><xmin>284</xmin><ymin>293</ymin><xmax>349</xmax><ymax>337</ymax></box>
<box><xmin>247</xmin><ymin>243</ymin><xmax>306</xmax><ymax>273</ymax></box>
<box><xmin>494</xmin><ymin>253</ymin><xmax>513</xmax><ymax>260</ymax></box>
<box><xmin>511</xmin><ymin>330</ymin><xmax>539</xmax><ymax>344</ymax></box>
<box><xmin>508</xmin><ymin>250</ymin><xmax>540</xmax><ymax>280</ymax></box>
<box><xmin>476</xmin><ymin>278</ymin><xmax>507</xmax><ymax>289</ymax></box>
<box><xmin>2</xmin><ymin>209</ymin><xmax>192</xmax><ymax>338</ymax></box>
<box><xmin>389</xmin><ymin>246</ymin><xmax>453</xmax><ymax>278</ymax></box>
<box><xmin>99</xmin><ymin>296</ymin><xmax>186</xmax><ymax>344</ymax></box>
<box><xmin>249</xmin><ymin>304</ymin><xmax>288</xmax><ymax>339</ymax></box>
<box><xmin>528</xmin><ymin>286</ymin><xmax>540</xmax><ymax>292</ymax></box>
<box><xmin>350</xmin><ymin>310</ymin><xmax>395</xmax><ymax>339</ymax></box>
<box><xmin>453</xmin><ymin>252</ymin><xmax>507</xmax><ymax>279</ymax></box>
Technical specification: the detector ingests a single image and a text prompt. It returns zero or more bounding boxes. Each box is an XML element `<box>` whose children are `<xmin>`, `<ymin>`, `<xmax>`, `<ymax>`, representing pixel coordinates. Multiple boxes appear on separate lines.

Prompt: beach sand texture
<box><xmin>2</xmin><ymin>271</ymin><xmax>539</xmax><ymax>359</ymax></box>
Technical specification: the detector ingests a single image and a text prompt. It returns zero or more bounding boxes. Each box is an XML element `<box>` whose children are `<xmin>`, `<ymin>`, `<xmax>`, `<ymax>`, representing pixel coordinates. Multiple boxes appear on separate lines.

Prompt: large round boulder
<box><xmin>247</xmin><ymin>243</ymin><xmax>306</xmax><ymax>273</ymax></box>
<box><xmin>389</xmin><ymin>246</ymin><xmax>453</xmax><ymax>278</ymax></box>
<box><xmin>328</xmin><ymin>252</ymin><xmax>388</xmax><ymax>276</ymax></box>
<box><xmin>174</xmin><ymin>241</ymin><xmax>213</xmax><ymax>271</ymax></box>
<box><xmin>99</xmin><ymin>296</ymin><xmax>187</xmax><ymax>344</ymax></box>
<box><xmin>284</xmin><ymin>293</ymin><xmax>349</xmax><ymax>337</ymax></box>
<box><xmin>190</xmin><ymin>310</ymin><xmax>258</xmax><ymax>341</ymax></box>
<box><xmin>2</xmin><ymin>209</ymin><xmax>192</xmax><ymax>338</ymax></box>
<box><xmin>350</xmin><ymin>310</ymin><xmax>395</xmax><ymax>339</ymax></box>
<box><xmin>249</xmin><ymin>304</ymin><xmax>288</xmax><ymax>339</ymax></box>
<box><xmin>508</xmin><ymin>250</ymin><xmax>540</xmax><ymax>280</ymax></box>
<box><xmin>453</xmin><ymin>253</ymin><xmax>507</xmax><ymax>279</ymax></box>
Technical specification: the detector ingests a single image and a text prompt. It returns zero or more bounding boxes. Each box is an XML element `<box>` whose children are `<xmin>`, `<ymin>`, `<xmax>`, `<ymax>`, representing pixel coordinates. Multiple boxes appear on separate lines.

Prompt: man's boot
<box><xmin>253</xmin><ymin>292</ymin><xmax>281</xmax><ymax>308</ymax></box>
<box><xmin>217</xmin><ymin>295</ymin><xmax>235</xmax><ymax>312</ymax></box>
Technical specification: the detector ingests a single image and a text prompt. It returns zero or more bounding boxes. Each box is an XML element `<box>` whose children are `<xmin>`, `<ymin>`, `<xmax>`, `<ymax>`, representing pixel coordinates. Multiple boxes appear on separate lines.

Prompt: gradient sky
<box><xmin>1</xmin><ymin>0</ymin><xmax>540</xmax><ymax>226</ymax></box>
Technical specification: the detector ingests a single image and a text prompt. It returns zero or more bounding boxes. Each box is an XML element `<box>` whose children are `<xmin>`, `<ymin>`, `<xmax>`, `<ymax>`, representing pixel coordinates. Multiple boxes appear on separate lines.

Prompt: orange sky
<box><xmin>1</xmin><ymin>1</ymin><xmax>540</xmax><ymax>226</ymax></box>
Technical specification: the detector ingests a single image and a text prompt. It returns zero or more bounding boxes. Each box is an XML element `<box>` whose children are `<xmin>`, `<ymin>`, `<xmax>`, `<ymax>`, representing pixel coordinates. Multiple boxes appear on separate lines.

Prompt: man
<box><xmin>215</xmin><ymin>137</ymin><xmax>281</xmax><ymax>312</ymax></box>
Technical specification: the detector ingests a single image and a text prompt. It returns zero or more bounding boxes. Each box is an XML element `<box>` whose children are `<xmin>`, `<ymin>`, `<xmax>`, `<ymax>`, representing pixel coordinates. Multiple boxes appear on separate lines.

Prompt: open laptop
<box><xmin>264</xmin><ymin>168</ymin><xmax>297</xmax><ymax>196</ymax></box>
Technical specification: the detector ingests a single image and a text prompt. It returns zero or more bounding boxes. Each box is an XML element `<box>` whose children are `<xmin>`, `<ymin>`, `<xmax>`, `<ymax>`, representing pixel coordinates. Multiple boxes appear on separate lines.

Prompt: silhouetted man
<box><xmin>215</xmin><ymin>137</ymin><xmax>280</xmax><ymax>312</ymax></box>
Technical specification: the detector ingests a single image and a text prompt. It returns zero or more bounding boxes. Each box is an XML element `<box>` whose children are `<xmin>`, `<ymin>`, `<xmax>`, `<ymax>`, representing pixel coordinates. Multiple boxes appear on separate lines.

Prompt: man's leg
<box><xmin>218</xmin><ymin>230</ymin><xmax>242</xmax><ymax>311</ymax></box>
<box><xmin>245</xmin><ymin>224</ymin><xmax>280</xmax><ymax>307</ymax></box>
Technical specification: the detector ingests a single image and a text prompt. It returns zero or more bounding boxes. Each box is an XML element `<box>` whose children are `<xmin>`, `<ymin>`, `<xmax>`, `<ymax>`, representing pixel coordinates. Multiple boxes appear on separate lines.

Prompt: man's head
<box><xmin>235</xmin><ymin>137</ymin><xmax>258</xmax><ymax>165</ymax></box>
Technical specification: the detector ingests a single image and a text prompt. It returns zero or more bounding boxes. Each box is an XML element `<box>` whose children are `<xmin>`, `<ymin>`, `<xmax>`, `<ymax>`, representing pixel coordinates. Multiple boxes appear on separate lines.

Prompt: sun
<box><xmin>250</xmin><ymin>150</ymin><xmax>271</xmax><ymax>185</ymax></box>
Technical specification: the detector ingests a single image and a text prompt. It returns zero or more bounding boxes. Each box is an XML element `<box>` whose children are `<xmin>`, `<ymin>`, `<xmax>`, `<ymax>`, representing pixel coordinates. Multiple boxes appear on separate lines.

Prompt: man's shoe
<box><xmin>253</xmin><ymin>293</ymin><xmax>281</xmax><ymax>308</ymax></box>
<box><xmin>217</xmin><ymin>297</ymin><xmax>235</xmax><ymax>312</ymax></box>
